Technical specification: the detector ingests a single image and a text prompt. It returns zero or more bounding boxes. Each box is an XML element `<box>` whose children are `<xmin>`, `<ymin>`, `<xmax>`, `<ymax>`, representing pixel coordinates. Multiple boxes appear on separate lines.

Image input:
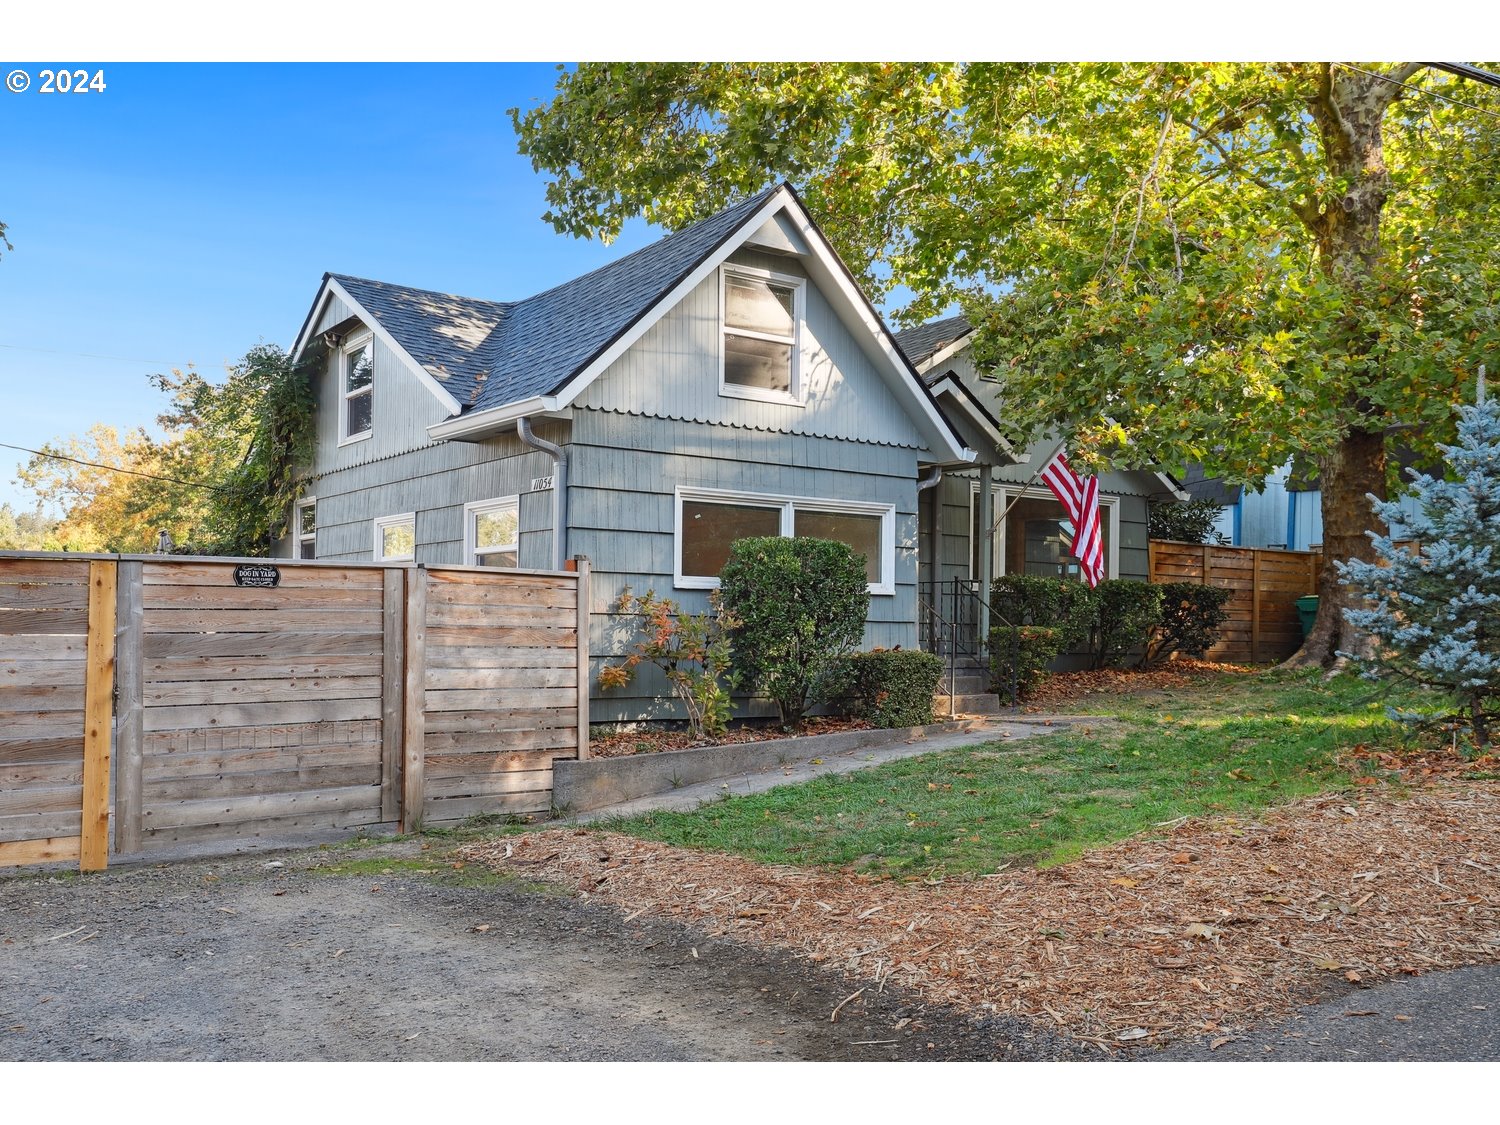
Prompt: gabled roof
<box><xmin>894</xmin><ymin>315</ymin><xmax>973</xmax><ymax>370</ymax></box>
<box><xmin>291</xmin><ymin>184</ymin><xmax>972</xmax><ymax>463</ymax></box>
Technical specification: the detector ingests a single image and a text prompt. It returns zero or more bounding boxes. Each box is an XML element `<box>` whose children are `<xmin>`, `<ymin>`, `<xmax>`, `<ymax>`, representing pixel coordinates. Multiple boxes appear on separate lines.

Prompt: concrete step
<box><xmin>938</xmin><ymin>672</ymin><xmax>992</xmax><ymax>695</ymax></box>
<box><xmin>932</xmin><ymin>692</ymin><xmax>1003</xmax><ymax>716</ymax></box>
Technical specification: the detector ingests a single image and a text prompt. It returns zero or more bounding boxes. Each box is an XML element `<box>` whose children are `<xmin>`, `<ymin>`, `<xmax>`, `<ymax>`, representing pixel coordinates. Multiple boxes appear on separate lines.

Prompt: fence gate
<box><xmin>1</xmin><ymin>553</ymin><xmax>588</xmax><ymax>871</ymax></box>
<box><xmin>0</xmin><ymin>557</ymin><xmax>115</xmax><ymax>870</ymax></box>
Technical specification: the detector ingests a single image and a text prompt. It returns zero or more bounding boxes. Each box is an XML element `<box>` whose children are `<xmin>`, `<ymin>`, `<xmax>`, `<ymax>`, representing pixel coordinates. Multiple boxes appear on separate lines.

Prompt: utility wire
<box><xmin>1333</xmin><ymin>62</ymin><xmax>1500</xmax><ymax>123</ymax></box>
<box><xmin>0</xmin><ymin>441</ymin><xmax>227</xmax><ymax>492</ymax></box>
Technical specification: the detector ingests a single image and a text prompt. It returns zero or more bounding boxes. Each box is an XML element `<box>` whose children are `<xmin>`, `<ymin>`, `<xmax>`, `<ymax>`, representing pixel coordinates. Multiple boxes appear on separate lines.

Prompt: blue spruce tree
<box><xmin>1341</xmin><ymin>399</ymin><xmax>1500</xmax><ymax>747</ymax></box>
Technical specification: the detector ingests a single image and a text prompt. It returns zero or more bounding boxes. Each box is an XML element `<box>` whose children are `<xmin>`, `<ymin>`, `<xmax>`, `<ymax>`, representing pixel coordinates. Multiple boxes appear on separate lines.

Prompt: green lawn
<box><xmin>603</xmin><ymin>669</ymin><xmax>1420</xmax><ymax>878</ymax></box>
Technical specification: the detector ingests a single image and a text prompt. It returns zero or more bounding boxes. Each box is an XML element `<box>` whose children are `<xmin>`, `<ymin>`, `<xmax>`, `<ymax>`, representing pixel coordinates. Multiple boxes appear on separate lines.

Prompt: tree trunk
<box><xmin>1285</xmin><ymin>63</ymin><xmax>1423</xmax><ymax>667</ymax></box>
<box><xmin>1285</xmin><ymin>429</ymin><xmax>1386</xmax><ymax>666</ymax></box>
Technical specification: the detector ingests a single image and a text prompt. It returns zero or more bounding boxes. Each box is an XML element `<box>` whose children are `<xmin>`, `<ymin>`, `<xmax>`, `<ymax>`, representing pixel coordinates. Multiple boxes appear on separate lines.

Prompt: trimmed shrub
<box><xmin>843</xmin><ymin>650</ymin><xmax>944</xmax><ymax>728</ymax></box>
<box><xmin>719</xmin><ymin>536</ymin><xmax>871</xmax><ymax>728</ymax></box>
<box><xmin>989</xmin><ymin>574</ymin><xmax>1098</xmax><ymax>649</ymax></box>
<box><xmin>1087</xmin><ymin>579</ymin><xmax>1163</xmax><ymax>669</ymax></box>
<box><xmin>1142</xmin><ymin>582</ymin><xmax>1232</xmax><ymax>667</ymax></box>
<box><xmin>989</xmin><ymin>625</ymin><xmax>1061</xmax><ymax>699</ymax></box>
<box><xmin>1148</xmin><ymin>497</ymin><xmax>1228</xmax><ymax>545</ymax></box>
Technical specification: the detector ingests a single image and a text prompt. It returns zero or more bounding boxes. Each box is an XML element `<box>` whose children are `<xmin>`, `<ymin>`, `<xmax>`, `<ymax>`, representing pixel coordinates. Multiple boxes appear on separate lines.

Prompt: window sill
<box><xmin>719</xmin><ymin>383</ymin><xmax>804</xmax><ymax>408</ymax></box>
<box><xmin>338</xmin><ymin>430</ymin><xmax>373</xmax><ymax>448</ymax></box>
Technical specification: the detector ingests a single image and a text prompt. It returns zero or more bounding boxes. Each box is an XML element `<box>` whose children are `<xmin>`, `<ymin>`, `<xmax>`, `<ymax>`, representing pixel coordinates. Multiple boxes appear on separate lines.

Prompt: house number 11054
<box><xmin>530</xmin><ymin>476</ymin><xmax>554</xmax><ymax>492</ymax></box>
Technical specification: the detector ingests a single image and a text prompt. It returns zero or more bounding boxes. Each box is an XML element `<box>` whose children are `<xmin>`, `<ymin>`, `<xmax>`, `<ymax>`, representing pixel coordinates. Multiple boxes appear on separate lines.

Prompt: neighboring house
<box><xmin>892</xmin><ymin>317</ymin><xmax>1187</xmax><ymax>603</ymax></box>
<box><xmin>276</xmin><ymin>184</ymin><xmax>973</xmax><ymax>722</ymax></box>
<box><xmin>1185</xmin><ymin>458</ymin><xmax>1424</xmax><ymax>553</ymax></box>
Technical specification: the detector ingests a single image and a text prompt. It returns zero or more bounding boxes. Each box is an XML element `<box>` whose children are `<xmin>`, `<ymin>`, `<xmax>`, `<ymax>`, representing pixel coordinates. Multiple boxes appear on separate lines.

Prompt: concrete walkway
<box><xmin>571</xmin><ymin>717</ymin><xmax>1072</xmax><ymax>822</ymax></box>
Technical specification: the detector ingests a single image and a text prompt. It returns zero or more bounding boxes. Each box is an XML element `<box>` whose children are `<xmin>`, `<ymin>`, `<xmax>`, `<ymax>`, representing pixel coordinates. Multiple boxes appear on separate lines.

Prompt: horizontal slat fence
<box><xmin>1149</xmin><ymin>540</ymin><xmax>1323</xmax><ymax>664</ymax></box>
<box><xmin>0</xmin><ymin>552</ymin><xmax>587</xmax><ymax>869</ymax></box>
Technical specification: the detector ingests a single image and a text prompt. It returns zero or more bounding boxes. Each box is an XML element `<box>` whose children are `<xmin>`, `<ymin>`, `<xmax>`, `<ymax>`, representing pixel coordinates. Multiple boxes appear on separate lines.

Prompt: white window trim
<box><xmin>718</xmin><ymin>264</ymin><xmax>805</xmax><ymax>407</ymax></box>
<box><xmin>463</xmin><ymin>494</ymin><xmax>521</xmax><ymax>567</ymax></box>
<box><xmin>674</xmin><ymin>485</ymin><xmax>896</xmax><ymax>596</ymax></box>
<box><xmin>295</xmin><ymin>496</ymin><xmax>316</xmax><ymax>559</ymax></box>
<box><xmin>977</xmin><ymin>483</ymin><xmax>1119</xmax><ymax>581</ymax></box>
<box><xmin>373</xmin><ymin>511</ymin><xmax>416</xmax><ymax>563</ymax></box>
<box><xmin>337</xmin><ymin>331</ymin><xmax>374</xmax><ymax>447</ymax></box>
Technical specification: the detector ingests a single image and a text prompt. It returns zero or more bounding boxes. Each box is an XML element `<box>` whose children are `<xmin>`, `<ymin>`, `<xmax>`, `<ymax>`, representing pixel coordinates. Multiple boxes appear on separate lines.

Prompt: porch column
<box><xmin>977</xmin><ymin>463</ymin><xmax>993</xmax><ymax>644</ymax></box>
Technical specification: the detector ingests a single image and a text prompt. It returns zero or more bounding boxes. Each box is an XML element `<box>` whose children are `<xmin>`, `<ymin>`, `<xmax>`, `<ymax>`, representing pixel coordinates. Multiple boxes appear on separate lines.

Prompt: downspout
<box><xmin>517</xmin><ymin>416</ymin><xmax>568</xmax><ymax>571</ymax></box>
<box><xmin>918</xmin><ymin>466</ymin><xmax>943</xmax><ymax>606</ymax></box>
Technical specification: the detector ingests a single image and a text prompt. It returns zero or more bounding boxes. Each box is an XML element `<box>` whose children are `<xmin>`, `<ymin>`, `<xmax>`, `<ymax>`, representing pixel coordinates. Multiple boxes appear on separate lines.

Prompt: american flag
<box><xmin>1039</xmin><ymin>449</ymin><xmax>1105</xmax><ymax>588</ymax></box>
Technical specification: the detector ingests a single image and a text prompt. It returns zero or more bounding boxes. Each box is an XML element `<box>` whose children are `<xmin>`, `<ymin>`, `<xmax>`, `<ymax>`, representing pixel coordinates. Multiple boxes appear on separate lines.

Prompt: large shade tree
<box><xmin>512</xmin><ymin>62</ymin><xmax>1500</xmax><ymax>663</ymax></box>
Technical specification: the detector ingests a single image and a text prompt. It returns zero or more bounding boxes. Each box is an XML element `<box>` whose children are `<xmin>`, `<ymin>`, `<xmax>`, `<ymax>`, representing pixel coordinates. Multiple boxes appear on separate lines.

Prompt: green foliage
<box><xmin>1087</xmin><ymin>580</ymin><xmax>1164</xmax><ymax>670</ymax></box>
<box><xmin>150</xmin><ymin>344</ymin><xmax>320</xmax><ymax>555</ymax></box>
<box><xmin>1148</xmin><ymin>498</ymin><xmax>1227</xmax><ymax>545</ymax></box>
<box><xmin>1342</xmin><ymin>399</ymin><xmax>1500</xmax><ymax>746</ymax></box>
<box><xmin>718</xmin><ymin>536</ymin><xmax>871</xmax><ymax>728</ymax></box>
<box><xmin>513</xmin><ymin>62</ymin><xmax>1500</xmax><ymax>497</ymax></box>
<box><xmin>1142</xmin><ymin>582</ymin><xmax>1233</xmax><ymax>668</ymax></box>
<box><xmin>598</xmin><ymin>588</ymin><xmax>740</xmax><ymax>741</ymax></box>
<box><xmin>842</xmin><ymin>649</ymin><xmax>944</xmax><ymax>728</ymax></box>
<box><xmin>989</xmin><ymin>625</ymin><xmax>1062</xmax><ymax>700</ymax></box>
<box><xmin>0</xmin><ymin>502</ymin><xmax>58</xmax><ymax>551</ymax></box>
<box><xmin>988</xmin><ymin>573</ymin><xmax>1098</xmax><ymax>650</ymax></box>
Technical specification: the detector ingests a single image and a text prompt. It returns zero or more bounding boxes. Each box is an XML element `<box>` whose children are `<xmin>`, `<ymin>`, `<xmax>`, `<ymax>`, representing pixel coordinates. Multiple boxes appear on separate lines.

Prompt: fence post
<box><xmin>79</xmin><ymin>560</ymin><xmax>117</xmax><ymax>872</ymax></box>
<box><xmin>114</xmin><ymin>560</ymin><xmax>144</xmax><ymax>855</ymax></box>
<box><xmin>1250</xmin><ymin>550</ymin><xmax>1262</xmax><ymax>664</ymax></box>
<box><xmin>1201</xmin><ymin>542</ymin><xmax>1211</xmax><ymax>587</ymax></box>
<box><xmin>400</xmin><ymin>567</ymin><xmax>428</xmax><ymax>833</ymax></box>
<box><xmin>573</xmin><ymin>556</ymin><xmax>591</xmax><ymax>762</ymax></box>
<box><xmin>381</xmin><ymin>568</ymin><xmax>406</xmax><ymax>825</ymax></box>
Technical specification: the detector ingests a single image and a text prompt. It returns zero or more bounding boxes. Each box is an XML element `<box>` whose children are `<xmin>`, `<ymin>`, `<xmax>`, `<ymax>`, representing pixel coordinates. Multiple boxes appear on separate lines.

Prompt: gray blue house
<box><xmin>277</xmin><ymin>184</ymin><xmax>975</xmax><ymax>721</ymax></box>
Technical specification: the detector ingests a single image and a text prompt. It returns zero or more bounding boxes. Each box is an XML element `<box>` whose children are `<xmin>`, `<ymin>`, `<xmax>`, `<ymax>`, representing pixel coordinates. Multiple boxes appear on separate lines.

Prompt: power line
<box><xmin>0</xmin><ymin>342</ymin><xmax>203</xmax><ymax>368</ymax></box>
<box><xmin>1425</xmin><ymin>62</ymin><xmax>1500</xmax><ymax>90</ymax></box>
<box><xmin>1333</xmin><ymin>62</ymin><xmax>1500</xmax><ymax>124</ymax></box>
<box><xmin>0</xmin><ymin>441</ymin><xmax>227</xmax><ymax>492</ymax></box>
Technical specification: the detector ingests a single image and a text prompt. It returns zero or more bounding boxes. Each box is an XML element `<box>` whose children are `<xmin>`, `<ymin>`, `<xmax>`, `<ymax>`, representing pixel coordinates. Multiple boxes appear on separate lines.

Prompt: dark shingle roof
<box><xmin>1180</xmin><ymin>463</ymin><xmax>1244</xmax><ymax>506</ymax></box>
<box><xmin>893</xmin><ymin>315</ymin><xmax>972</xmax><ymax>368</ymax></box>
<box><xmin>330</xmin><ymin>185</ymin><xmax>780</xmax><ymax>414</ymax></box>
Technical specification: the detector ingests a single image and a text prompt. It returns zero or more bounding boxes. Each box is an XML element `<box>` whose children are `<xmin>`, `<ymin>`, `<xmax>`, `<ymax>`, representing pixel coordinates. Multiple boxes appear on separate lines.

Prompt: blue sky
<box><xmin>0</xmin><ymin>62</ymin><xmax>686</xmax><ymax>512</ymax></box>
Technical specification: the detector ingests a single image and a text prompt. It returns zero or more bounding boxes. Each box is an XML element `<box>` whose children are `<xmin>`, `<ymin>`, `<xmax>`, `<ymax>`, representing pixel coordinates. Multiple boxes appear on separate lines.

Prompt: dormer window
<box><xmin>720</xmin><ymin>266</ymin><xmax>803</xmax><ymax>404</ymax></box>
<box><xmin>339</xmin><ymin>333</ymin><xmax>374</xmax><ymax>444</ymax></box>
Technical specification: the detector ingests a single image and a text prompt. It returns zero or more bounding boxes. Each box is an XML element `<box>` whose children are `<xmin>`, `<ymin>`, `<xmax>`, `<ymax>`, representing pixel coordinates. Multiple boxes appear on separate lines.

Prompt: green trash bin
<box><xmin>1296</xmin><ymin>595</ymin><xmax>1319</xmax><ymax>638</ymax></box>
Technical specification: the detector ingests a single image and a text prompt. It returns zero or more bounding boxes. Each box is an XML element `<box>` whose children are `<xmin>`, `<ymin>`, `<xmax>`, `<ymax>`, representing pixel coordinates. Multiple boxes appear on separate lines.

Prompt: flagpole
<box><xmin>986</xmin><ymin>433</ymin><xmax>1072</xmax><ymax>544</ymax></box>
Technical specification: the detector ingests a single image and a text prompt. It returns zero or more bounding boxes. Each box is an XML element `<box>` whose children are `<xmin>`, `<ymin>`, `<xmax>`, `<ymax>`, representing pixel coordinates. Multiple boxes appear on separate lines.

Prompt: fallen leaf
<box><xmin>1393</xmin><ymin>1015</ymin><xmax>1412</xmax><ymax>1022</ymax></box>
<box><xmin>1171</xmin><ymin>852</ymin><xmax>1195</xmax><ymax>865</ymax></box>
<box><xmin>1117</xmin><ymin>1027</ymin><xmax>1150</xmax><ymax>1041</ymax></box>
<box><xmin>1110</xmin><ymin>877</ymin><xmax>1138</xmax><ymax>888</ymax></box>
<box><xmin>1344</xmin><ymin>970</ymin><xmax>1362</xmax><ymax>983</ymax></box>
<box><xmin>1185</xmin><ymin>922</ymin><xmax>1221</xmax><ymax>940</ymax></box>
<box><xmin>1209</xmin><ymin>1036</ymin><xmax>1236</xmax><ymax>1050</ymax></box>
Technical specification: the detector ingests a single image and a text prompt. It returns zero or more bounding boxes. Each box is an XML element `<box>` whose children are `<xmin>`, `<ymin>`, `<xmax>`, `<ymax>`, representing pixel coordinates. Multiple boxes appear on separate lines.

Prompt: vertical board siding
<box><xmin>573</xmin><ymin>250</ymin><xmax>930</xmax><ymax>453</ymax></box>
<box><xmin>1149</xmin><ymin>540</ymin><xmax>1323</xmax><ymax>663</ymax></box>
<box><xmin>0</xmin><ymin>557</ymin><xmax>91</xmax><ymax>863</ymax></box>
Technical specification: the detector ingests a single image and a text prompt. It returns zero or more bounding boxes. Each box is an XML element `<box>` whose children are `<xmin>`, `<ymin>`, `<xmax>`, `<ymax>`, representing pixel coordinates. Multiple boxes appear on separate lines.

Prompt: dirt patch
<box><xmin>0</xmin><ymin>839</ymin><xmax>1079</xmax><ymax>1061</ymax></box>
<box><xmin>1021</xmin><ymin>659</ymin><xmax>1257</xmax><ymax>710</ymax></box>
<box><xmin>592</xmin><ymin>716</ymin><xmax>875</xmax><ymax>758</ymax></box>
<box><xmin>462</xmin><ymin>780</ymin><xmax>1500</xmax><ymax>1052</ymax></box>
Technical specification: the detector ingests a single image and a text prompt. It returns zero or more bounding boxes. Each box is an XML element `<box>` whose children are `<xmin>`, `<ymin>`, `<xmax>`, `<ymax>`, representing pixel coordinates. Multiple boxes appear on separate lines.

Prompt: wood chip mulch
<box><xmin>1020</xmin><ymin>658</ymin><xmax>1258</xmax><ymax>710</ymax></box>
<box><xmin>590</xmin><ymin>716</ymin><xmax>875</xmax><ymax>758</ymax></box>
<box><xmin>462</xmin><ymin>781</ymin><xmax>1500</xmax><ymax>1050</ymax></box>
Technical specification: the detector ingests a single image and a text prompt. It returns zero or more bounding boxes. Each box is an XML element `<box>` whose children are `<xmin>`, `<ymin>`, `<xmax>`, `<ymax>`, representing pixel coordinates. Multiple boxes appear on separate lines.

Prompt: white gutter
<box><xmin>427</xmin><ymin>396</ymin><xmax>561</xmax><ymax>441</ymax></box>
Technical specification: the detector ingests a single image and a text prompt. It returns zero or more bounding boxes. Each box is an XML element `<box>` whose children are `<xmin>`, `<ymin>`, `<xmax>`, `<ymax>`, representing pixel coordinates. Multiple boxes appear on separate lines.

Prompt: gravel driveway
<box><xmin>0</xmin><ymin>837</ymin><xmax>1078</xmax><ymax>1061</ymax></box>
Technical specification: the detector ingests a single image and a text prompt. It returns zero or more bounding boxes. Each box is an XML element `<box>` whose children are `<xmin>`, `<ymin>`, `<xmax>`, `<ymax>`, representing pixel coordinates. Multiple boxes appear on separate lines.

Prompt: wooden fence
<box><xmin>1</xmin><ymin>553</ymin><xmax>588</xmax><ymax>870</ymax></box>
<box><xmin>1149</xmin><ymin>540</ymin><xmax>1323</xmax><ymax>664</ymax></box>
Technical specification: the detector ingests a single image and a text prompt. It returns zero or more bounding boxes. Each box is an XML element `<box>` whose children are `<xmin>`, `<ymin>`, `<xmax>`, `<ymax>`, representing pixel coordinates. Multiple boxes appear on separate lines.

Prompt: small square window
<box><xmin>466</xmin><ymin>496</ymin><xmax>520</xmax><ymax>568</ymax></box>
<box><xmin>374</xmin><ymin>513</ymin><xmax>415</xmax><ymax>562</ymax></box>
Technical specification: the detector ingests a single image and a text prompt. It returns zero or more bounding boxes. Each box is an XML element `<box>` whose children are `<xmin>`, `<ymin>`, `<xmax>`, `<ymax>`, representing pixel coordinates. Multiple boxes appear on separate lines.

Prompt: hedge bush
<box><xmin>842</xmin><ymin>650</ymin><xmax>944</xmax><ymax>728</ymax></box>
<box><xmin>1141</xmin><ymin>582</ymin><xmax>1232</xmax><ymax>667</ymax></box>
<box><xmin>1087</xmin><ymin>579</ymin><xmax>1163</xmax><ymax>668</ymax></box>
<box><xmin>989</xmin><ymin>574</ymin><xmax>1097</xmax><ymax>649</ymax></box>
<box><xmin>989</xmin><ymin>625</ymin><xmax>1061</xmax><ymax>699</ymax></box>
<box><xmin>718</xmin><ymin>536</ymin><xmax>871</xmax><ymax>728</ymax></box>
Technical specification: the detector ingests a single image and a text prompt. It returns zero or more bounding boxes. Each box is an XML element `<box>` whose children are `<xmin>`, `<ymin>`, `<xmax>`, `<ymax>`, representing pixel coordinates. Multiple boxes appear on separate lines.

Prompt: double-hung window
<box><xmin>675</xmin><ymin>487</ymin><xmax>895</xmax><ymax>595</ymax></box>
<box><xmin>373</xmin><ymin>512</ymin><xmax>415</xmax><ymax>563</ymax></box>
<box><xmin>339</xmin><ymin>334</ymin><xmax>374</xmax><ymax>444</ymax></box>
<box><xmin>464</xmin><ymin>495</ymin><xmax>520</xmax><ymax>568</ymax></box>
<box><xmin>720</xmin><ymin>266</ymin><xmax>803</xmax><ymax>403</ymax></box>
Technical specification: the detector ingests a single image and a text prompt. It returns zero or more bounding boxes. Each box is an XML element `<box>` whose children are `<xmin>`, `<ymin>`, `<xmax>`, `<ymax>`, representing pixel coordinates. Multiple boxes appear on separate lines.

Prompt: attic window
<box><xmin>720</xmin><ymin>266</ymin><xmax>803</xmax><ymax>404</ymax></box>
<box><xmin>339</xmin><ymin>334</ymin><xmax>373</xmax><ymax>444</ymax></box>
